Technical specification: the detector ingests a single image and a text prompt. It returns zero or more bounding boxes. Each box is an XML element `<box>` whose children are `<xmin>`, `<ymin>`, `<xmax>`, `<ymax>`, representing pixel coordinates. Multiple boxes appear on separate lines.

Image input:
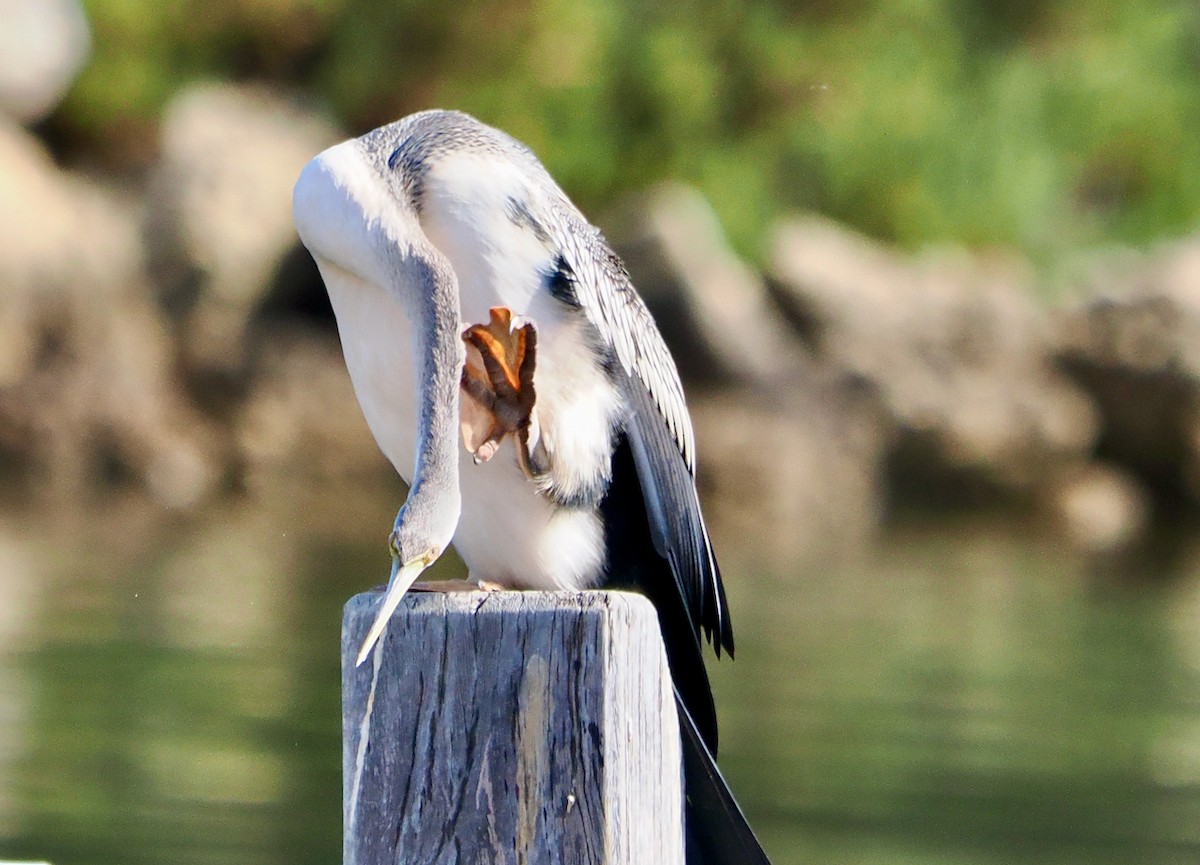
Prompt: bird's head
<box><xmin>388</xmin><ymin>475</ymin><xmax>461</xmax><ymax>579</ymax></box>
<box><xmin>355</xmin><ymin>456</ymin><xmax>462</xmax><ymax>667</ymax></box>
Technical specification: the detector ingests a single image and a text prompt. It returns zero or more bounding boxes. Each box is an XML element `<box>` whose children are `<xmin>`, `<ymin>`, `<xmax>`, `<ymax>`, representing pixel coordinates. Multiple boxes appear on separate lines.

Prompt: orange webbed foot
<box><xmin>459</xmin><ymin>307</ymin><xmax>541</xmax><ymax>477</ymax></box>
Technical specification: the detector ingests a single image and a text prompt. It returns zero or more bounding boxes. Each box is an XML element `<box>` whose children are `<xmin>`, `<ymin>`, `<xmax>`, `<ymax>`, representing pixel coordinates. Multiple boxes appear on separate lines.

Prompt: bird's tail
<box><xmin>676</xmin><ymin>689</ymin><xmax>774</xmax><ymax>865</ymax></box>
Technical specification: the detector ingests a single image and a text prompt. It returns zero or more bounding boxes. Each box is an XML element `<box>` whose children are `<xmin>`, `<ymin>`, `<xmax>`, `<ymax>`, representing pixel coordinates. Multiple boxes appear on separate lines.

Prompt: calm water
<box><xmin>1</xmin><ymin>479</ymin><xmax>1199</xmax><ymax>865</ymax></box>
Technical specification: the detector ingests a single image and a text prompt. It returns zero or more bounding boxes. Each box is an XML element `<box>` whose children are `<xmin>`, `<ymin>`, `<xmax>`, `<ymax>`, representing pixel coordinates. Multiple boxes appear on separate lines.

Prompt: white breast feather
<box><xmin>420</xmin><ymin>152</ymin><xmax>623</xmax><ymax>506</ymax></box>
<box><xmin>296</xmin><ymin>141</ymin><xmax>617</xmax><ymax>590</ymax></box>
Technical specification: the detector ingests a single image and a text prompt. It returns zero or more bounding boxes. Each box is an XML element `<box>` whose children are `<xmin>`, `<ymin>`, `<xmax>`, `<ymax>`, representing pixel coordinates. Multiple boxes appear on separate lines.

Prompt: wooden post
<box><xmin>342</xmin><ymin>590</ymin><xmax>684</xmax><ymax>865</ymax></box>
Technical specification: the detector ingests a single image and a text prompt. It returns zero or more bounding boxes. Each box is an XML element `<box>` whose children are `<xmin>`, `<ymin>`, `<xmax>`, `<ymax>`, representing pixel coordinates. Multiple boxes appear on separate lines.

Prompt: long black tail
<box><xmin>601</xmin><ymin>430</ymin><xmax>772</xmax><ymax>863</ymax></box>
<box><xmin>676</xmin><ymin>690</ymin><xmax>773</xmax><ymax>865</ymax></box>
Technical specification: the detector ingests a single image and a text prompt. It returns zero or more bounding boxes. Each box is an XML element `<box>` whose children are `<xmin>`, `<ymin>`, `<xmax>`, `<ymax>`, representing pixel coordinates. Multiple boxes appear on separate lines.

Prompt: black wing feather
<box><xmin>625</xmin><ymin>376</ymin><xmax>733</xmax><ymax>657</ymax></box>
<box><xmin>600</xmin><ymin>419</ymin><xmax>720</xmax><ymax>751</ymax></box>
<box><xmin>550</xmin><ymin>212</ymin><xmax>734</xmax><ymax>660</ymax></box>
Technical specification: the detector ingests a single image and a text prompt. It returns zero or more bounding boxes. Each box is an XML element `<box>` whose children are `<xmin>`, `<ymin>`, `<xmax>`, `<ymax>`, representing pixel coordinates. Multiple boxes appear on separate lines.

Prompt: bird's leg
<box><xmin>459</xmin><ymin>307</ymin><xmax>545</xmax><ymax>480</ymax></box>
<box><xmin>511</xmin><ymin>323</ymin><xmax>550</xmax><ymax>479</ymax></box>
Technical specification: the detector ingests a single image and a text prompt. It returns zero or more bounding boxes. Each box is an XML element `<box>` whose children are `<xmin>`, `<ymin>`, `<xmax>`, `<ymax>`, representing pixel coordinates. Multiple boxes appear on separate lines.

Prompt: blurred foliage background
<box><xmin>53</xmin><ymin>0</ymin><xmax>1200</xmax><ymax>264</ymax></box>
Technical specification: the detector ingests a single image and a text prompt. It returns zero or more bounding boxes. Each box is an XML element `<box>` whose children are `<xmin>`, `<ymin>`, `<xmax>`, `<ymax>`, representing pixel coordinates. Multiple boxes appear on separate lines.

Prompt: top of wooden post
<box><xmin>342</xmin><ymin>589</ymin><xmax>684</xmax><ymax>865</ymax></box>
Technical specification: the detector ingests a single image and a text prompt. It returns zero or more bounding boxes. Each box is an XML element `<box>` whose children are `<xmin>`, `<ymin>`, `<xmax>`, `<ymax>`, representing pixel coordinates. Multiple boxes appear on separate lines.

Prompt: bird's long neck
<box><xmin>403</xmin><ymin>250</ymin><xmax>463</xmax><ymax>541</ymax></box>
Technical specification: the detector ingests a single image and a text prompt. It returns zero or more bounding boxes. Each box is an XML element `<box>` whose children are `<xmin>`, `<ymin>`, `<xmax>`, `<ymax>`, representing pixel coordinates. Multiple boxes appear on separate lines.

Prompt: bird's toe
<box><xmin>459</xmin><ymin>306</ymin><xmax>540</xmax><ymax>469</ymax></box>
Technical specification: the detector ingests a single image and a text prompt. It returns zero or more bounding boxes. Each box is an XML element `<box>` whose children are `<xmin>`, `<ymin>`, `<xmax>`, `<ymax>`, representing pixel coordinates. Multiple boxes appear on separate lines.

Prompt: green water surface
<box><xmin>1</xmin><ymin>481</ymin><xmax>1198</xmax><ymax>865</ymax></box>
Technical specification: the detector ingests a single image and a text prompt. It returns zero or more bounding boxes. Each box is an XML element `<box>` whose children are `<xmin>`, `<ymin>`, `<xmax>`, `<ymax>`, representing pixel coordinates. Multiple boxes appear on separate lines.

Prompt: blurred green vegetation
<box><xmin>63</xmin><ymin>0</ymin><xmax>1200</xmax><ymax>262</ymax></box>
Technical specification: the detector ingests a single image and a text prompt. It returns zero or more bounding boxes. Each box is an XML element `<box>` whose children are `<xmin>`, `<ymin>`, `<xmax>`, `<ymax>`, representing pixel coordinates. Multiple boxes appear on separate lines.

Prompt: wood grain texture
<box><xmin>342</xmin><ymin>590</ymin><xmax>683</xmax><ymax>865</ymax></box>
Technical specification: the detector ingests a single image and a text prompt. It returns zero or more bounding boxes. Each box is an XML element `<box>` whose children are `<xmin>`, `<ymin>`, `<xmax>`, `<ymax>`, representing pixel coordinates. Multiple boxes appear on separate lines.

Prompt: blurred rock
<box><xmin>1055</xmin><ymin>238</ymin><xmax>1200</xmax><ymax>504</ymax></box>
<box><xmin>606</xmin><ymin>188</ymin><xmax>884</xmax><ymax>559</ymax></box>
<box><xmin>0</xmin><ymin>119</ymin><xmax>219</xmax><ymax>507</ymax></box>
<box><xmin>1042</xmin><ymin>461</ymin><xmax>1151</xmax><ymax>553</ymax></box>
<box><xmin>692</xmin><ymin>383</ymin><xmax>886</xmax><ymax>565</ymax></box>
<box><xmin>0</xmin><ymin>527</ymin><xmax>38</xmax><ymax>644</ymax></box>
<box><xmin>147</xmin><ymin>83</ymin><xmax>341</xmax><ymax>383</ymax></box>
<box><xmin>236</xmin><ymin>328</ymin><xmax>390</xmax><ymax>487</ymax></box>
<box><xmin>769</xmin><ymin>215</ymin><xmax>1098</xmax><ymax>505</ymax></box>
<box><xmin>0</xmin><ymin>0</ymin><xmax>90</xmax><ymax>123</ymax></box>
<box><xmin>608</xmin><ymin>184</ymin><xmax>805</xmax><ymax>385</ymax></box>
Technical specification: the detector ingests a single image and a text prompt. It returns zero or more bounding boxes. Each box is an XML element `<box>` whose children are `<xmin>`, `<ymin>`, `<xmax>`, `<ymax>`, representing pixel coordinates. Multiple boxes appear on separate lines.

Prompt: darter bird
<box><xmin>293</xmin><ymin>109</ymin><xmax>771</xmax><ymax>864</ymax></box>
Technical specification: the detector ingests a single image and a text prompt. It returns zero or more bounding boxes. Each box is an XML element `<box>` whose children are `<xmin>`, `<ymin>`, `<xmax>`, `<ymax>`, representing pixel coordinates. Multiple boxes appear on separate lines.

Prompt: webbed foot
<box><xmin>460</xmin><ymin>306</ymin><xmax>546</xmax><ymax>478</ymax></box>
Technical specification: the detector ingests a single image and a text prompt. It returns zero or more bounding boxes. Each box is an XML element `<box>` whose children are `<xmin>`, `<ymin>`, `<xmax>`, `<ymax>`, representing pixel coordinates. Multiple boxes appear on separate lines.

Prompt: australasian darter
<box><xmin>293</xmin><ymin>109</ymin><xmax>772</xmax><ymax>865</ymax></box>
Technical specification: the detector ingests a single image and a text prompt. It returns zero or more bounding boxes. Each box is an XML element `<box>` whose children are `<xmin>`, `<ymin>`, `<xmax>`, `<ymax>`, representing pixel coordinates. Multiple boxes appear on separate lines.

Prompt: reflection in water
<box><xmin>0</xmin><ymin>485</ymin><xmax>1199</xmax><ymax>865</ymax></box>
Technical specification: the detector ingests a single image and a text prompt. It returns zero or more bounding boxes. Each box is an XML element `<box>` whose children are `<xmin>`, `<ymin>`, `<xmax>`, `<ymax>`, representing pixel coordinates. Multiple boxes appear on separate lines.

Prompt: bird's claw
<box><xmin>460</xmin><ymin>307</ymin><xmax>544</xmax><ymax>478</ymax></box>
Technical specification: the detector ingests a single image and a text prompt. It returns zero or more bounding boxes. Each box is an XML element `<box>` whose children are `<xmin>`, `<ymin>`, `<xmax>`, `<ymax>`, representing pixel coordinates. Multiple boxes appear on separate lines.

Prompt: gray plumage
<box><xmin>346</xmin><ymin>110</ymin><xmax>728</xmax><ymax>651</ymax></box>
<box><xmin>294</xmin><ymin>108</ymin><xmax>767</xmax><ymax>864</ymax></box>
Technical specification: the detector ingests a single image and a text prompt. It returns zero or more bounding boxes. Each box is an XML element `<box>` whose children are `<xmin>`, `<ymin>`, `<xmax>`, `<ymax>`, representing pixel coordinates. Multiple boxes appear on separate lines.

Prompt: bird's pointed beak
<box><xmin>355</xmin><ymin>557</ymin><xmax>431</xmax><ymax>666</ymax></box>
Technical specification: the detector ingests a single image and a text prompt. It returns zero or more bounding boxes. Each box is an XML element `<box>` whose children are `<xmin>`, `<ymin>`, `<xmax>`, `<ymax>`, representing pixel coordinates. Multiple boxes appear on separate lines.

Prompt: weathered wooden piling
<box><xmin>342</xmin><ymin>590</ymin><xmax>684</xmax><ymax>865</ymax></box>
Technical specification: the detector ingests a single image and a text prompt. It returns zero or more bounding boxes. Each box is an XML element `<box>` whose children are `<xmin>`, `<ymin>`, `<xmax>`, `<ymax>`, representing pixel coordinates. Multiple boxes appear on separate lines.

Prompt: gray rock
<box><xmin>606</xmin><ymin>188</ymin><xmax>883</xmax><ymax>559</ymax></box>
<box><xmin>691</xmin><ymin>383</ymin><xmax>886</xmax><ymax>566</ymax></box>
<box><xmin>235</xmin><ymin>328</ymin><xmax>392</xmax><ymax>488</ymax></box>
<box><xmin>0</xmin><ymin>0</ymin><xmax>90</xmax><ymax>123</ymax></box>
<box><xmin>1055</xmin><ymin>238</ymin><xmax>1200</xmax><ymax>503</ymax></box>
<box><xmin>1041</xmin><ymin>461</ymin><xmax>1150</xmax><ymax>553</ymax></box>
<box><xmin>147</xmin><ymin>83</ymin><xmax>341</xmax><ymax>379</ymax></box>
<box><xmin>770</xmin><ymin>215</ymin><xmax>1098</xmax><ymax>502</ymax></box>
<box><xmin>607</xmin><ymin>184</ymin><xmax>805</xmax><ymax>385</ymax></box>
<box><xmin>0</xmin><ymin>119</ymin><xmax>219</xmax><ymax>507</ymax></box>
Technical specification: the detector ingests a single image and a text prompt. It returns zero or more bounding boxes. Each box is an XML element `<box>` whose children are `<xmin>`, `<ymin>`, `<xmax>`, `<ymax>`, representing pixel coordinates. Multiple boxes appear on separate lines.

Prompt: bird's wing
<box><xmin>549</xmin><ymin>207</ymin><xmax>733</xmax><ymax>657</ymax></box>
